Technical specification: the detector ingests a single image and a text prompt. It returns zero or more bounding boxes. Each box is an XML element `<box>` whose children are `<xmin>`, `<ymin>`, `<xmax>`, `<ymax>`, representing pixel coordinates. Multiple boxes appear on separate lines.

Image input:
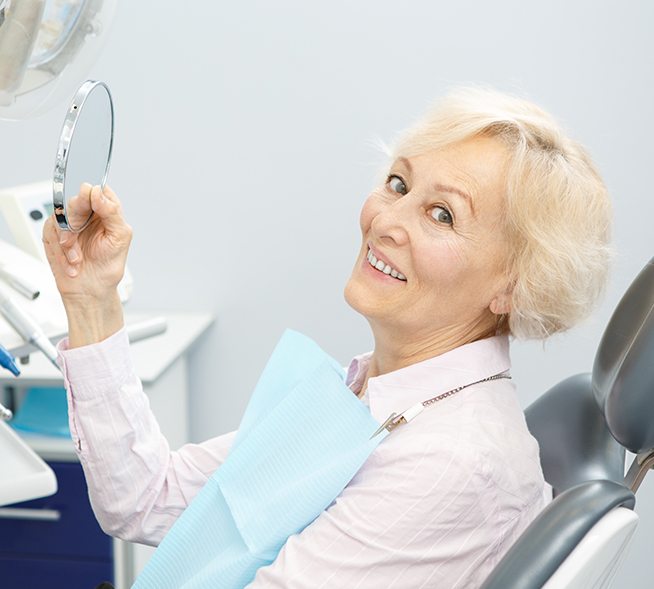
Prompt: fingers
<box><xmin>42</xmin><ymin>215</ymin><xmax>80</xmax><ymax>277</ymax></box>
<box><xmin>42</xmin><ymin>184</ymin><xmax>131</xmax><ymax>283</ymax></box>
<box><xmin>90</xmin><ymin>184</ymin><xmax>131</xmax><ymax>241</ymax></box>
<box><xmin>61</xmin><ymin>182</ymin><xmax>93</xmax><ymax>240</ymax></box>
<box><xmin>56</xmin><ymin>219</ymin><xmax>83</xmax><ymax>269</ymax></box>
<box><xmin>101</xmin><ymin>184</ymin><xmax>120</xmax><ymax>203</ymax></box>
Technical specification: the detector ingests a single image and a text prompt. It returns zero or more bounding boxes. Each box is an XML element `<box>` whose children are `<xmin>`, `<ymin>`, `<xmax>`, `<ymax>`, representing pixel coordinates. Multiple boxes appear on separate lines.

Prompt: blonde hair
<box><xmin>392</xmin><ymin>87</ymin><xmax>612</xmax><ymax>339</ymax></box>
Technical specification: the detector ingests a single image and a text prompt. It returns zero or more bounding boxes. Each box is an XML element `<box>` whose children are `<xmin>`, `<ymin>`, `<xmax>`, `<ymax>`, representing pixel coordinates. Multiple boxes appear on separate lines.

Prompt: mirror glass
<box><xmin>53</xmin><ymin>80</ymin><xmax>114</xmax><ymax>232</ymax></box>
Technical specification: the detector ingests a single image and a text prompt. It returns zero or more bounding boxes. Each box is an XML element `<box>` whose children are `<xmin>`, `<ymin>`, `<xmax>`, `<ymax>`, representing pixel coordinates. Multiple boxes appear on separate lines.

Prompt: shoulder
<box><xmin>366</xmin><ymin>379</ymin><xmax>546</xmax><ymax>508</ymax></box>
<box><xmin>353</xmin><ymin>414</ymin><xmax>491</xmax><ymax>513</ymax></box>
<box><xmin>426</xmin><ymin>379</ymin><xmax>547</xmax><ymax>510</ymax></box>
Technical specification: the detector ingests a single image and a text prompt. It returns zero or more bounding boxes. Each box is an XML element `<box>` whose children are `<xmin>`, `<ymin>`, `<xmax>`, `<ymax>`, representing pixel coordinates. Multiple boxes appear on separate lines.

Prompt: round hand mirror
<box><xmin>53</xmin><ymin>80</ymin><xmax>114</xmax><ymax>232</ymax></box>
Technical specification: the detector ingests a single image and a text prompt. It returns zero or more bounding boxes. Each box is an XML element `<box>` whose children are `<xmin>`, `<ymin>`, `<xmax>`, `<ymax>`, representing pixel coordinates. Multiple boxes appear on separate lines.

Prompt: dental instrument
<box><xmin>0</xmin><ymin>403</ymin><xmax>11</xmax><ymax>420</ymax></box>
<box><xmin>126</xmin><ymin>316</ymin><xmax>168</xmax><ymax>344</ymax></box>
<box><xmin>0</xmin><ymin>341</ymin><xmax>20</xmax><ymax>377</ymax></box>
<box><xmin>0</xmin><ymin>264</ymin><xmax>40</xmax><ymax>300</ymax></box>
<box><xmin>0</xmin><ymin>283</ymin><xmax>59</xmax><ymax>370</ymax></box>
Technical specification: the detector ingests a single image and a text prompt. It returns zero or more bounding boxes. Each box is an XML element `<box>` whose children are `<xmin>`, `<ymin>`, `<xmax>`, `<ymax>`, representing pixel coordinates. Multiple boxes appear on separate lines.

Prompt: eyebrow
<box><xmin>433</xmin><ymin>183</ymin><xmax>475</xmax><ymax>216</ymax></box>
<box><xmin>397</xmin><ymin>156</ymin><xmax>475</xmax><ymax>216</ymax></box>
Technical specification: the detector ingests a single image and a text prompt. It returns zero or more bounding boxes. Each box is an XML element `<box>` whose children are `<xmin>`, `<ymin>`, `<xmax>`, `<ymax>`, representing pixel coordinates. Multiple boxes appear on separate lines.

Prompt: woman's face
<box><xmin>344</xmin><ymin>135</ymin><xmax>511</xmax><ymax>347</ymax></box>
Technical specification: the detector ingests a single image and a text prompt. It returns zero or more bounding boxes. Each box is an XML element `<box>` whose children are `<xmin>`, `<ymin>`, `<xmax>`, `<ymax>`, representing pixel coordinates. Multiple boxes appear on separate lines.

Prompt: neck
<box><xmin>364</xmin><ymin>314</ymin><xmax>498</xmax><ymax>382</ymax></box>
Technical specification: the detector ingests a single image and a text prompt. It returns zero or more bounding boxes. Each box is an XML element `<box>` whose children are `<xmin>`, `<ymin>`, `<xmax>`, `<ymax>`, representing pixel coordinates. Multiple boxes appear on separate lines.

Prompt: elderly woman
<box><xmin>43</xmin><ymin>87</ymin><xmax>610</xmax><ymax>588</ymax></box>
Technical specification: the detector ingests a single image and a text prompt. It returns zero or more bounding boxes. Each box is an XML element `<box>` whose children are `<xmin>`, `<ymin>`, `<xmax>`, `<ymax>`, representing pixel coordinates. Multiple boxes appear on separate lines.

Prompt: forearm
<box><xmin>63</xmin><ymin>290</ymin><xmax>124</xmax><ymax>348</ymax></box>
<box><xmin>59</xmin><ymin>328</ymin><xmax>173</xmax><ymax>543</ymax></box>
<box><xmin>59</xmin><ymin>328</ymin><xmax>237</xmax><ymax>546</ymax></box>
<box><xmin>74</xmin><ymin>377</ymin><xmax>236</xmax><ymax>545</ymax></box>
<box><xmin>71</xmin><ymin>371</ymin><xmax>175</xmax><ymax>545</ymax></box>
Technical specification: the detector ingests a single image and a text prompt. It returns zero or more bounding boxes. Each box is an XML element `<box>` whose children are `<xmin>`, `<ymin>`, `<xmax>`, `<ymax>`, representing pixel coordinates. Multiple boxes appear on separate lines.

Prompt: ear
<box><xmin>489</xmin><ymin>291</ymin><xmax>512</xmax><ymax>316</ymax></box>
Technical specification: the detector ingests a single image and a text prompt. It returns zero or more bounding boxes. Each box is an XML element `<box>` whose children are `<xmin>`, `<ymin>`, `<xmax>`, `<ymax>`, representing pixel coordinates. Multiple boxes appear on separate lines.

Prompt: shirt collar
<box><xmin>346</xmin><ymin>335</ymin><xmax>511</xmax><ymax>424</ymax></box>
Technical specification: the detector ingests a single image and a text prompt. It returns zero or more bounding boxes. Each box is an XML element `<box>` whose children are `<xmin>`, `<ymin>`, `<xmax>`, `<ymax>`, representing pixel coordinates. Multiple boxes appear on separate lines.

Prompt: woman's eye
<box><xmin>431</xmin><ymin>206</ymin><xmax>453</xmax><ymax>225</ymax></box>
<box><xmin>387</xmin><ymin>175</ymin><xmax>407</xmax><ymax>195</ymax></box>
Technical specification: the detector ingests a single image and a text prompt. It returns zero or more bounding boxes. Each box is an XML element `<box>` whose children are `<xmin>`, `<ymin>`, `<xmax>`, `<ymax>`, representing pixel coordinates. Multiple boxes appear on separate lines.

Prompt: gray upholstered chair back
<box><xmin>593</xmin><ymin>258</ymin><xmax>654</xmax><ymax>454</ymax></box>
<box><xmin>481</xmin><ymin>259</ymin><xmax>653</xmax><ymax>589</ymax></box>
<box><xmin>525</xmin><ymin>258</ymin><xmax>654</xmax><ymax>496</ymax></box>
<box><xmin>525</xmin><ymin>375</ymin><xmax>624</xmax><ymax>496</ymax></box>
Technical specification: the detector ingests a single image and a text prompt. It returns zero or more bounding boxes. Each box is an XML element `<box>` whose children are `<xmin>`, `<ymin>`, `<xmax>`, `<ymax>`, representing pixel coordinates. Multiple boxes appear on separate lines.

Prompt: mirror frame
<box><xmin>53</xmin><ymin>79</ymin><xmax>114</xmax><ymax>232</ymax></box>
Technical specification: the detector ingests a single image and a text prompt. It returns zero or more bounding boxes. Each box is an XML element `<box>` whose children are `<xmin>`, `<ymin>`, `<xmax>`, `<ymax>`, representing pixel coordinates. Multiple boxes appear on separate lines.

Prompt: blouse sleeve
<box><xmin>58</xmin><ymin>327</ymin><xmax>236</xmax><ymax>546</ymax></box>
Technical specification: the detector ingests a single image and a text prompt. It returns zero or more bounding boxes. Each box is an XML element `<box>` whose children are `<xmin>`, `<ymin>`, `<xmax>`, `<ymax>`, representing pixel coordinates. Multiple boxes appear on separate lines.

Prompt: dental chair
<box><xmin>481</xmin><ymin>257</ymin><xmax>654</xmax><ymax>589</ymax></box>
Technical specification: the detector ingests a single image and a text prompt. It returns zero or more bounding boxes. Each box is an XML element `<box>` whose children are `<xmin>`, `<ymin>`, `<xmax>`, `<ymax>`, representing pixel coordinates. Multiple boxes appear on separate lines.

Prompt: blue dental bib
<box><xmin>133</xmin><ymin>330</ymin><xmax>388</xmax><ymax>588</ymax></box>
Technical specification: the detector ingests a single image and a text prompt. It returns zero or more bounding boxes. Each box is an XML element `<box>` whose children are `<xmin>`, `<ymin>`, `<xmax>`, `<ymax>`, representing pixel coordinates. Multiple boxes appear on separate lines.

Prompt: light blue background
<box><xmin>1</xmin><ymin>1</ymin><xmax>651</xmax><ymax>585</ymax></box>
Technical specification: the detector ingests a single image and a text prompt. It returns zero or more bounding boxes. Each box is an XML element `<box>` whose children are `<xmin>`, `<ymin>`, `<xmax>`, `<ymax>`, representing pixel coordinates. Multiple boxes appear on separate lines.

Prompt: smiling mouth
<box><xmin>366</xmin><ymin>248</ymin><xmax>407</xmax><ymax>281</ymax></box>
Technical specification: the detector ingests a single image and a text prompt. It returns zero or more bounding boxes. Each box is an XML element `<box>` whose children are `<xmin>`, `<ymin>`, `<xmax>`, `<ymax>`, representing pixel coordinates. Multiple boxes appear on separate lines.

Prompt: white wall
<box><xmin>1</xmin><ymin>0</ymin><xmax>652</xmax><ymax>585</ymax></box>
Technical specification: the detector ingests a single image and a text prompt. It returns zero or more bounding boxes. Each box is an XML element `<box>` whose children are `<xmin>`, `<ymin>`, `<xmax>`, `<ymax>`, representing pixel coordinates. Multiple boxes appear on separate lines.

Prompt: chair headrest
<box><xmin>593</xmin><ymin>258</ymin><xmax>654</xmax><ymax>453</ymax></box>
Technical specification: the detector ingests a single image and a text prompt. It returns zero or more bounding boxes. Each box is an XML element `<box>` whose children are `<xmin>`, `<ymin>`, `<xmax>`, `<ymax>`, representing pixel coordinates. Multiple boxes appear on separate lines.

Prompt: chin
<box><xmin>343</xmin><ymin>274</ymin><xmax>382</xmax><ymax>323</ymax></box>
<box><xmin>343</xmin><ymin>274</ymin><xmax>360</xmax><ymax>311</ymax></box>
<box><xmin>343</xmin><ymin>273</ymin><xmax>369</xmax><ymax>315</ymax></box>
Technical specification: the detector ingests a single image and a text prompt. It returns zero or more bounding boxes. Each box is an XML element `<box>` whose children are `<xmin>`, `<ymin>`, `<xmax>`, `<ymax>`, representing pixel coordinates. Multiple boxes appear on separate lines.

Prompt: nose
<box><xmin>369</xmin><ymin>195</ymin><xmax>414</xmax><ymax>248</ymax></box>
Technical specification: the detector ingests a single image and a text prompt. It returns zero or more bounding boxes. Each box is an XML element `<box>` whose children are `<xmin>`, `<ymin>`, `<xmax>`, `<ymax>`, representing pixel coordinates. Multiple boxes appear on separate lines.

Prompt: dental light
<box><xmin>0</xmin><ymin>0</ymin><xmax>117</xmax><ymax>120</ymax></box>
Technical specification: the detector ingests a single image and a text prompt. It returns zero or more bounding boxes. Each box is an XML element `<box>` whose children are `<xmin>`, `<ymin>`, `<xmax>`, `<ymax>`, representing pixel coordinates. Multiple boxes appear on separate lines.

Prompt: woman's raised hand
<box><xmin>42</xmin><ymin>183</ymin><xmax>132</xmax><ymax>347</ymax></box>
<box><xmin>43</xmin><ymin>183</ymin><xmax>132</xmax><ymax>301</ymax></box>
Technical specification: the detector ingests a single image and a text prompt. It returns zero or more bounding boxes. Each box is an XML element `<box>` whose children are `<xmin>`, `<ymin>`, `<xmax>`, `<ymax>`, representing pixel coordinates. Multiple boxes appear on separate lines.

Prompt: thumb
<box><xmin>90</xmin><ymin>185</ymin><xmax>127</xmax><ymax>235</ymax></box>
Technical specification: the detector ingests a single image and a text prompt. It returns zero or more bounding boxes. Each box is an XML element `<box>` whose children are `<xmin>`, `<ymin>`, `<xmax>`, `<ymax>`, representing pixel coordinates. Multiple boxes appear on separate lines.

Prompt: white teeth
<box><xmin>366</xmin><ymin>248</ymin><xmax>406</xmax><ymax>281</ymax></box>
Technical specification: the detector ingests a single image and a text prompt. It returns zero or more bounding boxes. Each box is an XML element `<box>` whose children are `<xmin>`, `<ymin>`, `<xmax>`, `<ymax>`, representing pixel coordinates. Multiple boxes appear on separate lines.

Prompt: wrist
<box><xmin>63</xmin><ymin>291</ymin><xmax>124</xmax><ymax>348</ymax></box>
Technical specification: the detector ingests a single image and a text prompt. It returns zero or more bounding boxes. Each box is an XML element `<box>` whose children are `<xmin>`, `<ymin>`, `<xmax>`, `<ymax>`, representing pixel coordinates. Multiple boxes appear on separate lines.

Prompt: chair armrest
<box><xmin>480</xmin><ymin>480</ymin><xmax>635</xmax><ymax>589</ymax></box>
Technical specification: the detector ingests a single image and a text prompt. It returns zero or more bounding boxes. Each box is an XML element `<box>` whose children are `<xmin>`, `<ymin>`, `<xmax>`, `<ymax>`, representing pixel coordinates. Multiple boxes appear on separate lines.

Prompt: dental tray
<box><xmin>0</xmin><ymin>420</ymin><xmax>57</xmax><ymax>506</ymax></box>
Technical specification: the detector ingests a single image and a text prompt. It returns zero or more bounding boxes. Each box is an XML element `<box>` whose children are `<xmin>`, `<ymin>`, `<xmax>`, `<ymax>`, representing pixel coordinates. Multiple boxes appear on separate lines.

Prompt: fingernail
<box><xmin>66</xmin><ymin>265</ymin><xmax>78</xmax><ymax>277</ymax></box>
<box><xmin>68</xmin><ymin>248</ymin><xmax>79</xmax><ymax>262</ymax></box>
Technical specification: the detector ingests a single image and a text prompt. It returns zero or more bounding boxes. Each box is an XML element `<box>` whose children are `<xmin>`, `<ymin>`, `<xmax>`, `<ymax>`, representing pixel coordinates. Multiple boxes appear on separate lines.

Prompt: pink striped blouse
<box><xmin>58</xmin><ymin>329</ymin><xmax>551</xmax><ymax>588</ymax></box>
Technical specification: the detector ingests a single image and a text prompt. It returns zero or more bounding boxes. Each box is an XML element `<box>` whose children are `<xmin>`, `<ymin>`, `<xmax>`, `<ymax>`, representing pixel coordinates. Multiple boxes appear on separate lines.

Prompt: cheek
<box><xmin>415</xmin><ymin>238</ymin><xmax>470</xmax><ymax>291</ymax></box>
